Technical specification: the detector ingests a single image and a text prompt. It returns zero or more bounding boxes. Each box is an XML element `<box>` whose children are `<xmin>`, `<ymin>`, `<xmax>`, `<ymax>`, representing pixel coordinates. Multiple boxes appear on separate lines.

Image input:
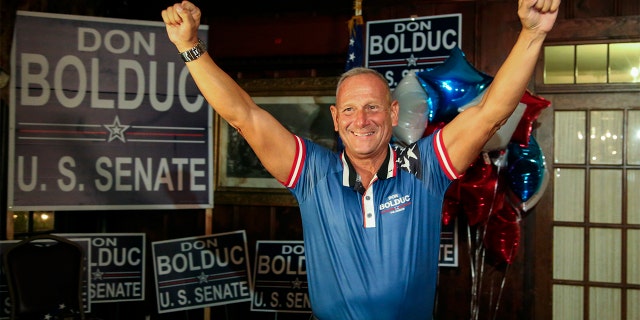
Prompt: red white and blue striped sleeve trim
<box><xmin>282</xmin><ymin>135</ymin><xmax>306</xmax><ymax>188</ymax></box>
<box><xmin>433</xmin><ymin>129</ymin><xmax>460</xmax><ymax>180</ymax></box>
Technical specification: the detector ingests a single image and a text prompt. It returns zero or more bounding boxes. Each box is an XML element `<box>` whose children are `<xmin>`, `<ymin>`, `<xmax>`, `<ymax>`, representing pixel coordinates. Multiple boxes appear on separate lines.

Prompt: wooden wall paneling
<box><xmin>556</xmin><ymin>0</ymin><xmax>640</xmax><ymax>19</ymax></box>
<box><xmin>272</xmin><ymin>206</ymin><xmax>303</xmax><ymax>240</ymax></box>
<box><xmin>545</xmin><ymin>15</ymin><xmax>640</xmax><ymax>42</ymax></box>
<box><xmin>570</xmin><ymin>0</ymin><xmax>616</xmax><ymax>18</ymax></box>
<box><xmin>616</xmin><ymin>0</ymin><xmax>640</xmax><ymax>16</ymax></box>
<box><xmin>209</xmin><ymin>13</ymin><xmax>352</xmax><ymax>78</ymax></box>
<box><xmin>414</xmin><ymin>1</ymin><xmax>480</xmax><ymax>67</ymax></box>
<box><xmin>209</xmin><ymin>14</ymin><xmax>351</xmax><ymax>59</ymax></box>
<box><xmin>363</xmin><ymin>1</ymin><xmax>406</xmax><ymax>22</ymax></box>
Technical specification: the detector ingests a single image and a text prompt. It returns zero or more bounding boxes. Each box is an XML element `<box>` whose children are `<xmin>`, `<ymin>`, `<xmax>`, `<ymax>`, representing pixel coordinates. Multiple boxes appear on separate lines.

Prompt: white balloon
<box><xmin>457</xmin><ymin>89</ymin><xmax>526</xmax><ymax>151</ymax></box>
<box><xmin>392</xmin><ymin>72</ymin><xmax>429</xmax><ymax>145</ymax></box>
<box><xmin>482</xmin><ymin>102</ymin><xmax>526</xmax><ymax>151</ymax></box>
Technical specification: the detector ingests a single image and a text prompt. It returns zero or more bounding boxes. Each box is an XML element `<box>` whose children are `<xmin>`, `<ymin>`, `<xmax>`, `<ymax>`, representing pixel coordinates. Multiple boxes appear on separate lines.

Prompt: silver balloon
<box><xmin>392</xmin><ymin>72</ymin><xmax>429</xmax><ymax>145</ymax></box>
<box><xmin>458</xmin><ymin>91</ymin><xmax>527</xmax><ymax>152</ymax></box>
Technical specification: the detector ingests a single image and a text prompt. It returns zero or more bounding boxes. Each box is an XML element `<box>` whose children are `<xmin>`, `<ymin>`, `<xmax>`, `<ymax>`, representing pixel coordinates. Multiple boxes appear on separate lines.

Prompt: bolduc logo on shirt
<box><xmin>379</xmin><ymin>193</ymin><xmax>412</xmax><ymax>214</ymax></box>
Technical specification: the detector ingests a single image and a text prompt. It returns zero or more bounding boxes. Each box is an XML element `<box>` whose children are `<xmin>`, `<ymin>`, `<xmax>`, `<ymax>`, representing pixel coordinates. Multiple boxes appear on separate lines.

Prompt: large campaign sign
<box><xmin>365</xmin><ymin>14</ymin><xmax>461</xmax><ymax>89</ymax></box>
<box><xmin>58</xmin><ymin>233</ymin><xmax>146</xmax><ymax>303</ymax></box>
<box><xmin>251</xmin><ymin>241</ymin><xmax>310</xmax><ymax>313</ymax></box>
<box><xmin>7</xmin><ymin>11</ymin><xmax>212</xmax><ymax>210</ymax></box>
<box><xmin>151</xmin><ymin>231</ymin><xmax>252</xmax><ymax>313</ymax></box>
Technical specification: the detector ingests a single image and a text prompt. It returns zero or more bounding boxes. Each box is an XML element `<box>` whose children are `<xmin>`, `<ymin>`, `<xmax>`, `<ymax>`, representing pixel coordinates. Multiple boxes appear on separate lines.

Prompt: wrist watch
<box><xmin>179</xmin><ymin>39</ymin><xmax>207</xmax><ymax>62</ymax></box>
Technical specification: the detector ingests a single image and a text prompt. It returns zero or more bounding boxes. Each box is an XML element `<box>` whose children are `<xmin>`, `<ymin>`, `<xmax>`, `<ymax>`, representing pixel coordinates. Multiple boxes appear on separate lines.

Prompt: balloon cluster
<box><xmin>392</xmin><ymin>47</ymin><xmax>551</xmax><ymax>265</ymax></box>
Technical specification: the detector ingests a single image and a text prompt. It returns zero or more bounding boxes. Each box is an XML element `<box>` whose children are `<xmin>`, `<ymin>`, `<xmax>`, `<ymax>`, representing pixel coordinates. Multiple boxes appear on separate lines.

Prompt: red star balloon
<box><xmin>483</xmin><ymin>204</ymin><xmax>521</xmax><ymax>265</ymax></box>
<box><xmin>511</xmin><ymin>90</ymin><xmax>551</xmax><ymax>147</ymax></box>
<box><xmin>442</xmin><ymin>180</ymin><xmax>462</xmax><ymax>226</ymax></box>
<box><xmin>458</xmin><ymin>153</ymin><xmax>506</xmax><ymax>226</ymax></box>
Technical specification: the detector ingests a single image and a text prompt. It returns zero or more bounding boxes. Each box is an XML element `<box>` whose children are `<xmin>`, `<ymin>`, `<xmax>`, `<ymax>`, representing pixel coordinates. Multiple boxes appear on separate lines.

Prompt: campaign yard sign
<box><xmin>8</xmin><ymin>11</ymin><xmax>212</xmax><ymax>211</ymax></box>
<box><xmin>439</xmin><ymin>219</ymin><xmax>459</xmax><ymax>267</ymax></box>
<box><xmin>74</xmin><ymin>238</ymin><xmax>93</xmax><ymax>313</ymax></box>
<box><xmin>365</xmin><ymin>14</ymin><xmax>462</xmax><ymax>89</ymax></box>
<box><xmin>58</xmin><ymin>233</ymin><xmax>145</xmax><ymax>303</ymax></box>
<box><xmin>151</xmin><ymin>231</ymin><xmax>252</xmax><ymax>313</ymax></box>
<box><xmin>251</xmin><ymin>241</ymin><xmax>310</xmax><ymax>313</ymax></box>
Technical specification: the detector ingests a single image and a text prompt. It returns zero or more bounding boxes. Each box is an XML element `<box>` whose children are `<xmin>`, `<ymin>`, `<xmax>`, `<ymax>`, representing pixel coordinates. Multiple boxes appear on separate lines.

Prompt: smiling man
<box><xmin>161</xmin><ymin>0</ymin><xmax>560</xmax><ymax>318</ymax></box>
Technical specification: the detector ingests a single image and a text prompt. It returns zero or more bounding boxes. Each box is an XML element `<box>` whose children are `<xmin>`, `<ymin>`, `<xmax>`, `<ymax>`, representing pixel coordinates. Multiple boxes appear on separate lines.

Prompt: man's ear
<box><xmin>330</xmin><ymin>105</ymin><xmax>339</xmax><ymax>131</ymax></box>
<box><xmin>390</xmin><ymin>100</ymin><xmax>400</xmax><ymax>127</ymax></box>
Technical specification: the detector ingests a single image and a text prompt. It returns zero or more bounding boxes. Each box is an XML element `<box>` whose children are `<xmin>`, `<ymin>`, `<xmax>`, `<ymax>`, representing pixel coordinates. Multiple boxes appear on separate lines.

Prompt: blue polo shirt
<box><xmin>284</xmin><ymin>130</ymin><xmax>457</xmax><ymax>320</ymax></box>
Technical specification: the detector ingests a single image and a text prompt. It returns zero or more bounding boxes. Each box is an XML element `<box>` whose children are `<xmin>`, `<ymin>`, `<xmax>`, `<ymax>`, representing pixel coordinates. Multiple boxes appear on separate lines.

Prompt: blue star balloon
<box><xmin>507</xmin><ymin>135</ymin><xmax>547</xmax><ymax>207</ymax></box>
<box><xmin>417</xmin><ymin>47</ymin><xmax>493</xmax><ymax>124</ymax></box>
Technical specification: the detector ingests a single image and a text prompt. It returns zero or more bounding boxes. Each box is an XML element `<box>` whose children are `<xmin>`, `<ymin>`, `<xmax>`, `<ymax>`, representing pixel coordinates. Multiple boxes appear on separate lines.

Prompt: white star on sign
<box><xmin>406</xmin><ymin>54</ymin><xmax>418</xmax><ymax>67</ymax></box>
<box><xmin>197</xmin><ymin>271</ymin><xmax>209</xmax><ymax>284</ymax></box>
<box><xmin>291</xmin><ymin>277</ymin><xmax>302</xmax><ymax>289</ymax></box>
<box><xmin>104</xmin><ymin>115</ymin><xmax>130</xmax><ymax>143</ymax></box>
<box><xmin>92</xmin><ymin>268</ymin><xmax>104</xmax><ymax>280</ymax></box>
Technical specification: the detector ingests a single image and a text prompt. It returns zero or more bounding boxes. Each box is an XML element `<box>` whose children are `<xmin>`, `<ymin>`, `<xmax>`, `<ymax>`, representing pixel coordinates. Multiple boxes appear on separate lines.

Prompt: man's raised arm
<box><xmin>441</xmin><ymin>0</ymin><xmax>560</xmax><ymax>175</ymax></box>
<box><xmin>161</xmin><ymin>1</ymin><xmax>297</xmax><ymax>183</ymax></box>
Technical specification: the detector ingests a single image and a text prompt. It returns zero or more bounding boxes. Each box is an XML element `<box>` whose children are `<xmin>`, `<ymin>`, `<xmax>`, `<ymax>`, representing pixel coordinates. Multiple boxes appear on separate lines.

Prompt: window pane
<box><xmin>629</xmin><ymin>110</ymin><xmax>640</xmax><ymax>165</ymax></box>
<box><xmin>33</xmin><ymin>211</ymin><xmax>55</xmax><ymax>232</ymax></box>
<box><xmin>589</xmin><ymin>169</ymin><xmax>622</xmax><ymax>223</ymax></box>
<box><xmin>553</xmin><ymin>285</ymin><xmax>583</xmax><ymax>320</ymax></box>
<box><xmin>554</xmin><ymin>168</ymin><xmax>585</xmax><ymax>222</ymax></box>
<box><xmin>609</xmin><ymin>42</ymin><xmax>640</xmax><ymax>83</ymax></box>
<box><xmin>553</xmin><ymin>226</ymin><xmax>584</xmax><ymax>280</ymax></box>
<box><xmin>11</xmin><ymin>211</ymin><xmax>29</xmax><ymax>234</ymax></box>
<box><xmin>630</xmin><ymin>170</ymin><xmax>640</xmax><ymax>225</ymax></box>
<box><xmin>629</xmin><ymin>289</ymin><xmax>640</xmax><ymax>320</ymax></box>
<box><xmin>555</xmin><ymin>111</ymin><xmax>586</xmax><ymax>164</ymax></box>
<box><xmin>576</xmin><ymin>44</ymin><xmax>607</xmax><ymax>83</ymax></box>
<box><xmin>589</xmin><ymin>228</ymin><xmax>621</xmax><ymax>283</ymax></box>
<box><xmin>590</xmin><ymin>110</ymin><xmax>623</xmax><ymax>165</ymax></box>
<box><xmin>629</xmin><ymin>230</ymin><xmax>640</xmax><ymax>285</ymax></box>
<box><xmin>589</xmin><ymin>287</ymin><xmax>621</xmax><ymax>320</ymax></box>
<box><xmin>545</xmin><ymin>45</ymin><xmax>575</xmax><ymax>84</ymax></box>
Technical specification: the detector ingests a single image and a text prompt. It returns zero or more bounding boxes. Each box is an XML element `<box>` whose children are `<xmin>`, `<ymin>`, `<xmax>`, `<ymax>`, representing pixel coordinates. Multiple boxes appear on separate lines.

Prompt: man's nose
<box><xmin>353</xmin><ymin>108</ymin><xmax>368</xmax><ymax>125</ymax></box>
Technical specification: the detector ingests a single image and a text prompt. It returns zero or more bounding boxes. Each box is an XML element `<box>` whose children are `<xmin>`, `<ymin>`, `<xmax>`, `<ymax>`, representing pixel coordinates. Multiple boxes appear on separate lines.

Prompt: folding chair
<box><xmin>3</xmin><ymin>234</ymin><xmax>85</xmax><ymax>320</ymax></box>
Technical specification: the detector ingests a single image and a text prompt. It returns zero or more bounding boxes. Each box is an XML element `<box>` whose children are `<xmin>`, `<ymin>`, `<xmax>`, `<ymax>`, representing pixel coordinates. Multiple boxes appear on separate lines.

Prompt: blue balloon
<box><xmin>416</xmin><ymin>47</ymin><xmax>493</xmax><ymax>123</ymax></box>
<box><xmin>415</xmin><ymin>76</ymin><xmax>440</xmax><ymax>124</ymax></box>
<box><xmin>507</xmin><ymin>135</ymin><xmax>545</xmax><ymax>202</ymax></box>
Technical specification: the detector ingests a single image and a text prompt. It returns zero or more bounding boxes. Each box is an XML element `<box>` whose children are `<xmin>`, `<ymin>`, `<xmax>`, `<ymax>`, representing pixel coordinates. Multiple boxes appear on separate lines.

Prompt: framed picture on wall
<box><xmin>214</xmin><ymin>77</ymin><xmax>338</xmax><ymax>206</ymax></box>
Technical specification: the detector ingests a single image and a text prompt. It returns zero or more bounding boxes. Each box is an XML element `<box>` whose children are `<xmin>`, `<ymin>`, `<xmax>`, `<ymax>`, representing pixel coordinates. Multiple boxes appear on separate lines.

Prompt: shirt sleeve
<box><xmin>432</xmin><ymin>129</ymin><xmax>461</xmax><ymax>180</ymax></box>
<box><xmin>281</xmin><ymin>135</ymin><xmax>306</xmax><ymax>188</ymax></box>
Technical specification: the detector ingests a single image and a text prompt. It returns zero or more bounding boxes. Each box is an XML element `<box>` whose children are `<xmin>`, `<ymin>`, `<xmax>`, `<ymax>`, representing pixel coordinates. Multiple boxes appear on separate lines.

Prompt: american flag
<box><xmin>345</xmin><ymin>14</ymin><xmax>364</xmax><ymax>71</ymax></box>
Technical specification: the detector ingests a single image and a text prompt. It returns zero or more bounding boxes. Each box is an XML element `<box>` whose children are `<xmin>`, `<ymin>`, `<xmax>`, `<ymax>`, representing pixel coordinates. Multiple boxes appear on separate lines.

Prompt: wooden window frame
<box><xmin>531</xmin><ymin>15</ymin><xmax>640</xmax><ymax>320</ymax></box>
